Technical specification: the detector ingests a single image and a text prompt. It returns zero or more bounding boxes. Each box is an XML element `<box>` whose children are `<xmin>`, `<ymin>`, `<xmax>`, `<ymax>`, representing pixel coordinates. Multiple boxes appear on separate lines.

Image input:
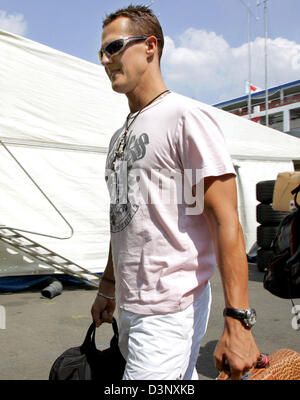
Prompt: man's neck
<box><xmin>126</xmin><ymin>76</ymin><xmax>167</xmax><ymax>113</ymax></box>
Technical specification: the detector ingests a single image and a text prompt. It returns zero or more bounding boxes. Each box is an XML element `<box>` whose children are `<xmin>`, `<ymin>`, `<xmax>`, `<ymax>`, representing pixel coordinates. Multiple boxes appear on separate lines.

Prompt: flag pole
<box><xmin>247</xmin><ymin>5</ymin><xmax>252</xmax><ymax>120</ymax></box>
<box><xmin>257</xmin><ymin>0</ymin><xmax>269</xmax><ymax>126</ymax></box>
<box><xmin>264</xmin><ymin>0</ymin><xmax>269</xmax><ymax>126</ymax></box>
<box><xmin>240</xmin><ymin>0</ymin><xmax>253</xmax><ymax>119</ymax></box>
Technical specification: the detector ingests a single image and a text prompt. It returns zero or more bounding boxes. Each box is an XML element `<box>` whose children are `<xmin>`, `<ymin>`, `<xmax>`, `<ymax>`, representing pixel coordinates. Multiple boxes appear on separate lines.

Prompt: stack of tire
<box><xmin>256</xmin><ymin>180</ymin><xmax>290</xmax><ymax>272</ymax></box>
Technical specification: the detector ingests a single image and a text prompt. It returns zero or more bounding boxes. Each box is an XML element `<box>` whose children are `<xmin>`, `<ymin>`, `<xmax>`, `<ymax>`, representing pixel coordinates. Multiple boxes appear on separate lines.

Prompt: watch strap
<box><xmin>223</xmin><ymin>308</ymin><xmax>246</xmax><ymax>319</ymax></box>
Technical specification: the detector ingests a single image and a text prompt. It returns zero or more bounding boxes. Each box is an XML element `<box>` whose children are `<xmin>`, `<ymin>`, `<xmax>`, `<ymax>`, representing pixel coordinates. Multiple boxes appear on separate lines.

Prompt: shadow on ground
<box><xmin>248</xmin><ymin>263</ymin><xmax>264</xmax><ymax>283</ymax></box>
<box><xmin>197</xmin><ymin>340</ymin><xmax>219</xmax><ymax>380</ymax></box>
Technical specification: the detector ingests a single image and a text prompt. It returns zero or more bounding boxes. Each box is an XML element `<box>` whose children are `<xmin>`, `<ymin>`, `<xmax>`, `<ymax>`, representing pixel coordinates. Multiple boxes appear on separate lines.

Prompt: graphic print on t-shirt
<box><xmin>106</xmin><ymin>131</ymin><xmax>149</xmax><ymax>233</ymax></box>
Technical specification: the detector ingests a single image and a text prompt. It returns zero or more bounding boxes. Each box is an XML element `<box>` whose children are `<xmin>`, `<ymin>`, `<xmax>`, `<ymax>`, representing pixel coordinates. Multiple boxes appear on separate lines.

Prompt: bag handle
<box><xmin>81</xmin><ymin>317</ymin><xmax>119</xmax><ymax>352</ymax></box>
<box><xmin>292</xmin><ymin>183</ymin><xmax>300</xmax><ymax>209</ymax></box>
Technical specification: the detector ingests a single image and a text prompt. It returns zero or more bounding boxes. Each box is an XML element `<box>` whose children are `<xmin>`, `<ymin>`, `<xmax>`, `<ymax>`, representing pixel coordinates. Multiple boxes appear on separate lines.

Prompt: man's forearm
<box><xmin>204</xmin><ymin>208</ymin><xmax>249</xmax><ymax>309</ymax></box>
<box><xmin>214</xmin><ymin>219</ymin><xmax>249</xmax><ymax>309</ymax></box>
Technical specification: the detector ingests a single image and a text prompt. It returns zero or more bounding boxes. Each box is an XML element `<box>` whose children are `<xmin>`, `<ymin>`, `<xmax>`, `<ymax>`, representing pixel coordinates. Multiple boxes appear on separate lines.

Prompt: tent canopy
<box><xmin>0</xmin><ymin>30</ymin><xmax>127</xmax><ymax>278</ymax></box>
<box><xmin>0</xmin><ymin>29</ymin><xmax>128</xmax><ymax>148</ymax></box>
<box><xmin>198</xmin><ymin>101</ymin><xmax>300</xmax><ymax>161</ymax></box>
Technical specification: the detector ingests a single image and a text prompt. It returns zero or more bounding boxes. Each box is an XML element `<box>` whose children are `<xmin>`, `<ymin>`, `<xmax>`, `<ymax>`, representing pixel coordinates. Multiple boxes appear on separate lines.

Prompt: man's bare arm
<box><xmin>199</xmin><ymin>174</ymin><xmax>260</xmax><ymax>379</ymax></box>
<box><xmin>91</xmin><ymin>241</ymin><xmax>116</xmax><ymax>326</ymax></box>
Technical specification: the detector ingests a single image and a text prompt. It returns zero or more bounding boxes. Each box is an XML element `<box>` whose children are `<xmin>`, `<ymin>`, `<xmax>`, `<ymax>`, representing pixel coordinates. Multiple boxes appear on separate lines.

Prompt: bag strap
<box><xmin>81</xmin><ymin>322</ymin><xmax>97</xmax><ymax>351</ymax></box>
<box><xmin>81</xmin><ymin>317</ymin><xmax>119</xmax><ymax>351</ymax></box>
<box><xmin>112</xmin><ymin>318</ymin><xmax>119</xmax><ymax>339</ymax></box>
<box><xmin>292</xmin><ymin>183</ymin><xmax>300</xmax><ymax>209</ymax></box>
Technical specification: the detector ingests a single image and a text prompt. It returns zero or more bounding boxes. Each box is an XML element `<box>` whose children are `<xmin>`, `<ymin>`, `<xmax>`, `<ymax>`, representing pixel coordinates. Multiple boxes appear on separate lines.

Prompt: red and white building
<box><xmin>215</xmin><ymin>79</ymin><xmax>300</xmax><ymax>139</ymax></box>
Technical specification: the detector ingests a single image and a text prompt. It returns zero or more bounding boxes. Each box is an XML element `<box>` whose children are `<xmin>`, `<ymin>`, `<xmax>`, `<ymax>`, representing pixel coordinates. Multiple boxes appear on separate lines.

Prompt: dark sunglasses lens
<box><xmin>106</xmin><ymin>39</ymin><xmax>124</xmax><ymax>56</ymax></box>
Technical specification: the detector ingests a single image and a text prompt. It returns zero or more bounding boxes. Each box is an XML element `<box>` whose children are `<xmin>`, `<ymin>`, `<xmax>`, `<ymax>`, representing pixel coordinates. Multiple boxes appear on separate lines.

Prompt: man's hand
<box><xmin>214</xmin><ymin>318</ymin><xmax>260</xmax><ymax>380</ymax></box>
<box><xmin>91</xmin><ymin>294</ymin><xmax>116</xmax><ymax>327</ymax></box>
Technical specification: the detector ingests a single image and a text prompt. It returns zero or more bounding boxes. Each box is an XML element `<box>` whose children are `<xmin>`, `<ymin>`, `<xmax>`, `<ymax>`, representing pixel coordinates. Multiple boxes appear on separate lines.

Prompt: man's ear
<box><xmin>145</xmin><ymin>36</ymin><xmax>158</xmax><ymax>57</ymax></box>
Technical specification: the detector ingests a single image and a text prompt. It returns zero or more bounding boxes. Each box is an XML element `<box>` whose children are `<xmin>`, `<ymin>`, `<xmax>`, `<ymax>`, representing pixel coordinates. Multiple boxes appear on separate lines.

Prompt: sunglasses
<box><xmin>98</xmin><ymin>36</ymin><xmax>149</xmax><ymax>62</ymax></box>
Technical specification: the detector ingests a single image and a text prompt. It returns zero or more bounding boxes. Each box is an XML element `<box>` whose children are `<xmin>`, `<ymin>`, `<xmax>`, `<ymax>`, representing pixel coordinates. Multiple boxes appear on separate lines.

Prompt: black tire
<box><xmin>256</xmin><ymin>204</ymin><xmax>289</xmax><ymax>225</ymax></box>
<box><xmin>256</xmin><ymin>180</ymin><xmax>276</xmax><ymax>204</ymax></box>
<box><xmin>257</xmin><ymin>248</ymin><xmax>275</xmax><ymax>272</ymax></box>
<box><xmin>257</xmin><ymin>225</ymin><xmax>278</xmax><ymax>248</ymax></box>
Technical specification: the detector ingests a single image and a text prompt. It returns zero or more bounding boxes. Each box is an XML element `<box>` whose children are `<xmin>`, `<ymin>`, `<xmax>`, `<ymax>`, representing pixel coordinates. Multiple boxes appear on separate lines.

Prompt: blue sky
<box><xmin>1</xmin><ymin>0</ymin><xmax>300</xmax><ymax>104</ymax></box>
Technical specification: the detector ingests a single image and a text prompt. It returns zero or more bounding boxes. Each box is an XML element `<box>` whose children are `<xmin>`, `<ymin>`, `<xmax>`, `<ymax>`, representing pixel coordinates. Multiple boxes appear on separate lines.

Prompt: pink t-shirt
<box><xmin>105</xmin><ymin>92</ymin><xmax>235</xmax><ymax>315</ymax></box>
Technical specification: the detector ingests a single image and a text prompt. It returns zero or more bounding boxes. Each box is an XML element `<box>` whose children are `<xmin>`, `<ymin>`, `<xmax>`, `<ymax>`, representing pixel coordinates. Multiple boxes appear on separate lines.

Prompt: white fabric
<box><xmin>118</xmin><ymin>282</ymin><xmax>212</xmax><ymax>380</ymax></box>
<box><xmin>0</xmin><ymin>30</ymin><xmax>128</xmax><ymax>148</ymax></box>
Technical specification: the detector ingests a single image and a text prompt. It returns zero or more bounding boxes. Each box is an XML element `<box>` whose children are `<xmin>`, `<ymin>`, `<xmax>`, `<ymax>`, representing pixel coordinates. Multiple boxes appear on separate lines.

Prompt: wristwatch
<box><xmin>223</xmin><ymin>307</ymin><xmax>257</xmax><ymax>329</ymax></box>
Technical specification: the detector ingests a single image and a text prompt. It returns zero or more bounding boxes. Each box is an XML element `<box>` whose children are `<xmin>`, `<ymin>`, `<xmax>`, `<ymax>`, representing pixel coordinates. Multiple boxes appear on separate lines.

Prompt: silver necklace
<box><xmin>115</xmin><ymin>89</ymin><xmax>170</xmax><ymax>159</ymax></box>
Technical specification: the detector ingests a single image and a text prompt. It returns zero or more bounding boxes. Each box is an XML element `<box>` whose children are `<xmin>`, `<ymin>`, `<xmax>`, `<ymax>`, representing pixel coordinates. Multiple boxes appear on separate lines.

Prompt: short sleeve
<box><xmin>176</xmin><ymin>106</ymin><xmax>236</xmax><ymax>186</ymax></box>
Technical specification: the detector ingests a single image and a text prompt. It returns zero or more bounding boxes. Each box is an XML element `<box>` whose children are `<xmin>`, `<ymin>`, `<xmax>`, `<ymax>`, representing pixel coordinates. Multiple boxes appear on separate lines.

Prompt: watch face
<box><xmin>245</xmin><ymin>309</ymin><xmax>256</xmax><ymax>327</ymax></box>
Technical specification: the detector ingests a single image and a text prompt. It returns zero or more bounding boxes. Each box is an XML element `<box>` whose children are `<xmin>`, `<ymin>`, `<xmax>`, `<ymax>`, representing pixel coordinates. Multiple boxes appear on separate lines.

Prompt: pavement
<box><xmin>0</xmin><ymin>263</ymin><xmax>299</xmax><ymax>380</ymax></box>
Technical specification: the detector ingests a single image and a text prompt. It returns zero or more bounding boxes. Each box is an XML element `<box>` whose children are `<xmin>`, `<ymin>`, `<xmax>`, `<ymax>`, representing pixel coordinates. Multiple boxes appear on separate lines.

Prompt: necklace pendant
<box><xmin>116</xmin><ymin>144</ymin><xmax>124</xmax><ymax>158</ymax></box>
<box><xmin>116</xmin><ymin>129</ymin><xmax>128</xmax><ymax>158</ymax></box>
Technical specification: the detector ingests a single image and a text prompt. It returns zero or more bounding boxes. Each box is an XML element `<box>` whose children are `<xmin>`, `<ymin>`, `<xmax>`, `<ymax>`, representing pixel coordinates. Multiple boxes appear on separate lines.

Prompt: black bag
<box><xmin>263</xmin><ymin>184</ymin><xmax>300</xmax><ymax>299</ymax></box>
<box><xmin>49</xmin><ymin>318</ymin><xmax>126</xmax><ymax>380</ymax></box>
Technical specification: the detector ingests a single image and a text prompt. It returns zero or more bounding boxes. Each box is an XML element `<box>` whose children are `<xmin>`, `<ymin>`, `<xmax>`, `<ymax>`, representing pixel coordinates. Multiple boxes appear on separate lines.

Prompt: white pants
<box><xmin>118</xmin><ymin>283</ymin><xmax>212</xmax><ymax>380</ymax></box>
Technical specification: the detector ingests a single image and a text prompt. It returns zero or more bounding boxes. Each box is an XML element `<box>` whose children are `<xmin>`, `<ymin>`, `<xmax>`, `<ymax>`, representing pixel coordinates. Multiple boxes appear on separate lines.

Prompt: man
<box><xmin>91</xmin><ymin>4</ymin><xmax>260</xmax><ymax>380</ymax></box>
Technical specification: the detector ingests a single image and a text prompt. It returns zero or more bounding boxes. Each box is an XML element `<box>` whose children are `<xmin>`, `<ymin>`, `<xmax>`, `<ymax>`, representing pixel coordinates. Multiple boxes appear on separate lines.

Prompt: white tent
<box><xmin>0</xmin><ymin>30</ymin><xmax>299</xmax><ymax>285</ymax></box>
<box><xmin>0</xmin><ymin>30</ymin><xmax>128</xmax><ymax>281</ymax></box>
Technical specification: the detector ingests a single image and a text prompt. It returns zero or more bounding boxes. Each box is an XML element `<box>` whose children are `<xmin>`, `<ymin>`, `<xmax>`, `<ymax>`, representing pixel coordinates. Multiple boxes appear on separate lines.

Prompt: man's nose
<box><xmin>101</xmin><ymin>52</ymin><xmax>112</xmax><ymax>66</ymax></box>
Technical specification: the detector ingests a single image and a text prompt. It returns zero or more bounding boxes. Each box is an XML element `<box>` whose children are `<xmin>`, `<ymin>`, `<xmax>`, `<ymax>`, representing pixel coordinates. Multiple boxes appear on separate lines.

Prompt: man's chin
<box><xmin>111</xmin><ymin>81</ymin><xmax>129</xmax><ymax>94</ymax></box>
